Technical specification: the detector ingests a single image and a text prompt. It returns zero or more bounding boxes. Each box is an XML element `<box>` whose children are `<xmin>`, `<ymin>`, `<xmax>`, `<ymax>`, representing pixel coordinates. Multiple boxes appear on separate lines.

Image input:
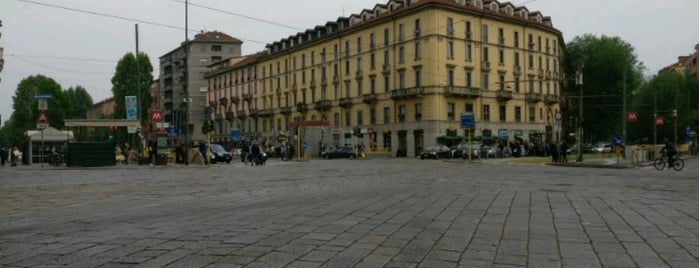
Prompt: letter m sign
<box><xmin>150</xmin><ymin>110</ymin><xmax>163</xmax><ymax>123</ymax></box>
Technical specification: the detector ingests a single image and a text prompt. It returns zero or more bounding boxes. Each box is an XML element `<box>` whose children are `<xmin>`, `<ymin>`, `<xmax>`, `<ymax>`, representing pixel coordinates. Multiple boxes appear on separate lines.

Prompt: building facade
<box><xmin>159</xmin><ymin>31</ymin><xmax>242</xmax><ymax>144</ymax></box>
<box><xmin>208</xmin><ymin>0</ymin><xmax>564</xmax><ymax>157</ymax></box>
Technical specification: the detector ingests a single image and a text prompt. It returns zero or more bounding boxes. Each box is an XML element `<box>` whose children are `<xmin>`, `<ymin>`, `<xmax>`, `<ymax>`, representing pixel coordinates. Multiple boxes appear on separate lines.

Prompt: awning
<box><xmin>25</xmin><ymin>127</ymin><xmax>74</xmax><ymax>141</ymax></box>
<box><xmin>64</xmin><ymin>119</ymin><xmax>141</xmax><ymax>127</ymax></box>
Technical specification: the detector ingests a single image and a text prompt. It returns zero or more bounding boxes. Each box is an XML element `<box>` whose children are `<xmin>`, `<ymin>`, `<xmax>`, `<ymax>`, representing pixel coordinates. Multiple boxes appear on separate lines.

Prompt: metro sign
<box><xmin>627</xmin><ymin>111</ymin><xmax>638</xmax><ymax>122</ymax></box>
<box><xmin>655</xmin><ymin>116</ymin><xmax>665</xmax><ymax>126</ymax></box>
<box><xmin>150</xmin><ymin>110</ymin><xmax>163</xmax><ymax>123</ymax></box>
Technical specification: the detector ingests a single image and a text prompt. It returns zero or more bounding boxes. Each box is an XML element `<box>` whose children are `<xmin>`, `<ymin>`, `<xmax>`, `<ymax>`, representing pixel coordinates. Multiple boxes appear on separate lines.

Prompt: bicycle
<box><xmin>47</xmin><ymin>151</ymin><xmax>64</xmax><ymax>167</ymax></box>
<box><xmin>653</xmin><ymin>153</ymin><xmax>684</xmax><ymax>171</ymax></box>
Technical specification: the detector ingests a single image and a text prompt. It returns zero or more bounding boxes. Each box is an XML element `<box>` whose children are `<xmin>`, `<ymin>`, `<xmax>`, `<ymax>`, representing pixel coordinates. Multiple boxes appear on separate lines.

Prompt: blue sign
<box><xmin>167</xmin><ymin>127</ymin><xmax>177</xmax><ymax>137</ymax></box>
<box><xmin>460</xmin><ymin>112</ymin><xmax>475</xmax><ymax>129</ymax></box>
<box><xmin>613</xmin><ymin>135</ymin><xmax>623</xmax><ymax>146</ymax></box>
<box><xmin>125</xmin><ymin>96</ymin><xmax>137</xmax><ymax>120</ymax></box>
<box><xmin>230</xmin><ymin>129</ymin><xmax>241</xmax><ymax>141</ymax></box>
<box><xmin>302</xmin><ymin>142</ymin><xmax>308</xmax><ymax>150</ymax></box>
<box><xmin>687</xmin><ymin>126</ymin><xmax>692</xmax><ymax>134</ymax></box>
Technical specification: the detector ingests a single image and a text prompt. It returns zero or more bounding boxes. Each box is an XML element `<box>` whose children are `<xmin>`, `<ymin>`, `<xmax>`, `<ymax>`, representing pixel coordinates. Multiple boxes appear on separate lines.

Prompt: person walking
<box><xmin>198</xmin><ymin>142</ymin><xmax>208</xmax><ymax>165</ymax></box>
<box><xmin>560</xmin><ymin>141</ymin><xmax>568</xmax><ymax>163</ymax></box>
<box><xmin>0</xmin><ymin>147</ymin><xmax>7</xmax><ymax>166</ymax></box>
<box><xmin>250</xmin><ymin>142</ymin><xmax>261</xmax><ymax>166</ymax></box>
<box><xmin>241</xmin><ymin>141</ymin><xmax>250</xmax><ymax>164</ymax></box>
<box><xmin>148</xmin><ymin>141</ymin><xmax>157</xmax><ymax>166</ymax></box>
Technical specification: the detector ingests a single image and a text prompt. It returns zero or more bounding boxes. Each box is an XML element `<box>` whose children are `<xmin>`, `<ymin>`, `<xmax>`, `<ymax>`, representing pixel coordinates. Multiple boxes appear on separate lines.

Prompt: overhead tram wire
<box><xmin>17</xmin><ymin>0</ymin><xmax>270</xmax><ymax>45</ymax></box>
<box><xmin>6</xmin><ymin>53</ymin><xmax>117</xmax><ymax>63</ymax></box>
<box><xmin>171</xmin><ymin>0</ymin><xmax>305</xmax><ymax>32</ymax></box>
<box><xmin>12</xmin><ymin>55</ymin><xmax>114</xmax><ymax>75</ymax></box>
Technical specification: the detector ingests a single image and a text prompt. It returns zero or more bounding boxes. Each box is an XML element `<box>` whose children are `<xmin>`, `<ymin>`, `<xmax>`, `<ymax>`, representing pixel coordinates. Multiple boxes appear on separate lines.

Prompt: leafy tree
<box><xmin>0</xmin><ymin>75</ymin><xmax>68</xmax><ymax>146</ymax></box>
<box><xmin>111</xmin><ymin>52</ymin><xmax>153</xmax><ymax>143</ymax></box>
<box><xmin>630</xmin><ymin>72</ymin><xmax>699</xmax><ymax>143</ymax></box>
<box><xmin>64</xmin><ymin>86</ymin><xmax>94</xmax><ymax>119</ymax></box>
<box><xmin>563</xmin><ymin>34</ymin><xmax>645</xmax><ymax>144</ymax></box>
<box><xmin>111</xmin><ymin>52</ymin><xmax>153</xmax><ymax>122</ymax></box>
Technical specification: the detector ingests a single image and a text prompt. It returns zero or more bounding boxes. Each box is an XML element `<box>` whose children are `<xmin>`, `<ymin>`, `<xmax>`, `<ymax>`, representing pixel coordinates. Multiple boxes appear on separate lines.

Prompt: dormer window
<box><xmin>474</xmin><ymin>0</ymin><xmax>483</xmax><ymax>9</ymax></box>
<box><xmin>490</xmin><ymin>3</ymin><xmax>498</xmax><ymax>12</ymax></box>
<box><xmin>505</xmin><ymin>6</ymin><xmax>513</xmax><ymax>15</ymax></box>
<box><xmin>456</xmin><ymin>0</ymin><xmax>465</xmax><ymax>5</ymax></box>
<box><xmin>520</xmin><ymin>10</ymin><xmax>528</xmax><ymax>18</ymax></box>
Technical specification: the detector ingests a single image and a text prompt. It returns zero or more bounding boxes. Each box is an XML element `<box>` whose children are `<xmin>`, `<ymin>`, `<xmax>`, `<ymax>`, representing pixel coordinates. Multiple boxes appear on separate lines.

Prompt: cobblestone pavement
<box><xmin>1</xmin><ymin>157</ymin><xmax>698</xmax><ymax>267</ymax></box>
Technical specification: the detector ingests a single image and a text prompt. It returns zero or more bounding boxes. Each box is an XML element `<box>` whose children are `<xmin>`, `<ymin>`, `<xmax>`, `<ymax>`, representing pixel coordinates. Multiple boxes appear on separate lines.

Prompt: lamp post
<box><xmin>576</xmin><ymin>69</ymin><xmax>584</xmax><ymax>162</ymax></box>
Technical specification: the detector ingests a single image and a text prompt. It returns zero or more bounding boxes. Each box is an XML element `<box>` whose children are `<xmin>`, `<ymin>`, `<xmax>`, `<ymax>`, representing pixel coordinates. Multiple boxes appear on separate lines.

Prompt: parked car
<box><xmin>419</xmin><ymin>145</ymin><xmax>452</xmax><ymax>159</ymax></box>
<box><xmin>591</xmin><ymin>143</ymin><xmax>612</xmax><ymax>153</ymax></box>
<box><xmin>210</xmin><ymin>144</ymin><xmax>232</xmax><ymax>163</ymax></box>
<box><xmin>452</xmin><ymin>142</ymin><xmax>481</xmax><ymax>159</ymax></box>
<box><xmin>321</xmin><ymin>146</ymin><xmax>356</xmax><ymax>159</ymax></box>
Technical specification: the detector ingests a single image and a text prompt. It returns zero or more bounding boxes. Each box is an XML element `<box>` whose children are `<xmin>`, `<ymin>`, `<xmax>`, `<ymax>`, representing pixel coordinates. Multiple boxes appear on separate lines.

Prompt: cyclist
<box><xmin>660</xmin><ymin>137</ymin><xmax>677</xmax><ymax>169</ymax></box>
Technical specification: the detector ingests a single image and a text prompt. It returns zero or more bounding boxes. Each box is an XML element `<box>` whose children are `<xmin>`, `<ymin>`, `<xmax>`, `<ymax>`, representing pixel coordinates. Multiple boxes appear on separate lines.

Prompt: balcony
<box><xmin>444</xmin><ymin>86</ymin><xmax>480</xmax><ymax>99</ymax></box>
<box><xmin>333</xmin><ymin>75</ymin><xmax>340</xmax><ymax>85</ymax></box>
<box><xmin>321</xmin><ymin>77</ymin><xmax>328</xmax><ymax>86</ymax></box>
<box><xmin>363</xmin><ymin>93</ymin><xmax>378</xmax><ymax>104</ymax></box>
<box><xmin>544</xmin><ymin>94</ymin><xmax>559</xmax><ymax>105</ymax></box>
<box><xmin>391</xmin><ymin>87</ymin><xmax>425</xmax><ymax>99</ymax></box>
<box><xmin>513</xmin><ymin>65</ymin><xmax>522</xmax><ymax>76</ymax></box>
<box><xmin>226</xmin><ymin>111</ymin><xmax>235</xmax><ymax>121</ymax></box>
<box><xmin>339</xmin><ymin>97</ymin><xmax>353</xmax><ymax>108</ymax></box>
<box><xmin>310</xmin><ymin>80</ymin><xmax>317</xmax><ymax>89</ymax></box>
<box><xmin>219</xmin><ymin>97</ymin><xmax>228</xmax><ymax>107</ymax></box>
<box><xmin>314</xmin><ymin>100</ymin><xmax>332</xmax><ymax>111</ymax></box>
<box><xmin>242</xmin><ymin>93</ymin><xmax>252</xmax><ymax>102</ymax></box>
<box><xmin>258</xmin><ymin>108</ymin><xmax>275</xmax><ymax>117</ymax></box>
<box><xmin>545</xmin><ymin>70</ymin><xmax>552</xmax><ymax>80</ymax></box>
<box><xmin>291</xmin><ymin>84</ymin><xmax>298</xmax><ymax>92</ymax></box>
<box><xmin>296</xmin><ymin>102</ymin><xmax>308</xmax><ymax>113</ymax></box>
<box><xmin>355</xmin><ymin>70</ymin><xmax>363</xmax><ymax>79</ymax></box>
<box><xmin>496</xmin><ymin>90</ymin><xmax>513</xmax><ymax>102</ymax></box>
<box><xmin>236</xmin><ymin>111</ymin><xmax>247</xmax><ymax>119</ymax></box>
<box><xmin>537</xmin><ymin>69</ymin><xmax>544</xmax><ymax>77</ymax></box>
<box><xmin>248</xmin><ymin>108</ymin><xmax>258</xmax><ymax>118</ymax></box>
<box><xmin>525</xmin><ymin>92</ymin><xmax>542</xmax><ymax>103</ymax></box>
<box><xmin>481</xmin><ymin>61</ymin><xmax>491</xmax><ymax>72</ymax></box>
<box><xmin>382</xmin><ymin>64</ymin><xmax>391</xmax><ymax>75</ymax></box>
<box><xmin>230</xmin><ymin>96</ymin><xmax>240</xmax><ymax>104</ymax></box>
<box><xmin>280</xmin><ymin>106</ymin><xmax>292</xmax><ymax>115</ymax></box>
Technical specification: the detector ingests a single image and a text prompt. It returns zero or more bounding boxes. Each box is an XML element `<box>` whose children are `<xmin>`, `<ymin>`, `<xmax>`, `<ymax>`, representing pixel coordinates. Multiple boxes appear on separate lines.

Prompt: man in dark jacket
<box><xmin>250</xmin><ymin>142</ymin><xmax>261</xmax><ymax>166</ymax></box>
<box><xmin>0</xmin><ymin>147</ymin><xmax>7</xmax><ymax>166</ymax></box>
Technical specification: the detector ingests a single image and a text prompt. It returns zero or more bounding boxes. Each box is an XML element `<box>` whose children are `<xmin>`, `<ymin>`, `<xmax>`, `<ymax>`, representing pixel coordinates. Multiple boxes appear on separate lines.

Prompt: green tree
<box><xmin>64</xmin><ymin>85</ymin><xmax>94</xmax><ymax>119</ymax></box>
<box><xmin>630</xmin><ymin>72</ymin><xmax>699</xmax><ymax>143</ymax></box>
<box><xmin>564</xmin><ymin>34</ymin><xmax>645</xmax><ymax>143</ymax></box>
<box><xmin>0</xmin><ymin>75</ymin><xmax>68</xmax><ymax>146</ymax></box>
<box><xmin>111</xmin><ymin>52</ymin><xmax>153</xmax><ymax>122</ymax></box>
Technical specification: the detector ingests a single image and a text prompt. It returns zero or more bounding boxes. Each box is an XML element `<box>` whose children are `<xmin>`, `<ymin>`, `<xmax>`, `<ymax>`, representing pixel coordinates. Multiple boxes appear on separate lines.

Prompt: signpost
<box><xmin>627</xmin><ymin>111</ymin><xmax>638</xmax><ymax>122</ymax></box>
<box><xmin>125</xmin><ymin>96</ymin><xmax>138</xmax><ymax>133</ymax></box>
<box><xmin>460</xmin><ymin>113</ymin><xmax>476</xmax><ymax>161</ymax></box>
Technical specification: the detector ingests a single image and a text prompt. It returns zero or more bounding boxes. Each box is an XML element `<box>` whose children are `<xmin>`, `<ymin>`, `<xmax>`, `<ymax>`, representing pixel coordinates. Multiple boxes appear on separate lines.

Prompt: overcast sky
<box><xmin>1</xmin><ymin>0</ymin><xmax>698</xmax><ymax>125</ymax></box>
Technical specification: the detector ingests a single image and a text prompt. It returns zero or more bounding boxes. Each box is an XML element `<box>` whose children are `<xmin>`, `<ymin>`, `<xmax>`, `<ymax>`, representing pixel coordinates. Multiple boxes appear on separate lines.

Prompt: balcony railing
<box><xmin>296</xmin><ymin>102</ymin><xmax>308</xmax><ymax>113</ymax></box>
<box><xmin>310</xmin><ymin>80</ymin><xmax>317</xmax><ymax>89</ymax></box>
<box><xmin>382</xmin><ymin>64</ymin><xmax>391</xmax><ymax>74</ymax></box>
<box><xmin>333</xmin><ymin>75</ymin><xmax>340</xmax><ymax>85</ymax></box>
<box><xmin>481</xmin><ymin>61</ymin><xmax>491</xmax><ymax>71</ymax></box>
<box><xmin>537</xmin><ymin>69</ymin><xmax>544</xmax><ymax>77</ymax></box>
<box><xmin>248</xmin><ymin>108</ymin><xmax>258</xmax><ymax>118</ymax></box>
<box><xmin>242</xmin><ymin>93</ymin><xmax>252</xmax><ymax>101</ymax></box>
<box><xmin>496</xmin><ymin>90</ymin><xmax>513</xmax><ymax>101</ymax></box>
<box><xmin>258</xmin><ymin>108</ymin><xmax>275</xmax><ymax>117</ymax></box>
<box><xmin>391</xmin><ymin>87</ymin><xmax>425</xmax><ymax>99</ymax></box>
<box><xmin>363</xmin><ymin>93</ymin><xmax>378</xmax><ymax>104</ymax></box>
<box><xmin>314</xmin><ymin>100</ymin><xmax>332</xmax><ymax>111</ymax></box>
<box><xmin>280</xmin><ymin>106</ymin><xmax>292</xmax><ymax>115</ymax></box>
<box><xmin>355</xmin><ymin>70</ymin><xmax>363</xmax><ymax>79</ymax></box>
<box><xmin>513</xmin><ymin>65</ymin><xmax>522</xmax><ymax>76</ymax></box>
<box><xmin>444</xmin><ymin>86</ymin><xmax>480</xmax><ymax>98</ymax></box>
<box><xmin>525</xmin><ymin>92</ymin><xmax>542</xmax><ymax>103</ymax></box>
<box><xmin>544</xmin><ymin>94</ymin><xmax>559</xmax><ymax>105</ymax></box>
<box><xmin>339</xmin><ymin>97</ymin><xmax>353</xmax><ymax>108</ymax></box>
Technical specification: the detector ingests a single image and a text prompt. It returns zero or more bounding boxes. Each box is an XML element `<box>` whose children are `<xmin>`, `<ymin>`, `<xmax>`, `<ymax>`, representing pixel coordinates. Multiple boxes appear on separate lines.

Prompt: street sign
<box><xmin>125</xmin><ymin>96</ymin><xmax>138</xmax><ymax>133</ymax></box>
<box><xmin>38</xmin><ymin>99</ymin><xmax>48</xmax><ymax>111</ymax></box>
<box><xmin>150</xmin><ymin>110</ymin><xmax>163</xmax><ymax>122</ymax></box>
<box><xmin>613</xmin><ymin>135</ymin><xmax>622</xmax><ymax>146</ymax></box>
<box><xmin>460</xmin><ymin>112</ymin><xmax>475</xmax><ymax>129</ymax></box>
<box><xmin>166</xmin><ymin>127</ymin><xmax>177</xmax><ymax>137</ymax></box>
<box><xmin>655</xmin><ymin>116</ymin><xmax>665</xmax><ymax>126</ymax></box>
<box><xmin>627</xmin><ymin>111</ymin><xmax>638</xmax><ymax>122</ymax></box>
<box><xmin>36</xmin><ymin>111</ymin><xmax>49</xmax><ymax>129</ymax></box>
<box><xmin>555</xmin><ymin>112</ymin><xmax>562</xmax><ymax>121</ymax></box>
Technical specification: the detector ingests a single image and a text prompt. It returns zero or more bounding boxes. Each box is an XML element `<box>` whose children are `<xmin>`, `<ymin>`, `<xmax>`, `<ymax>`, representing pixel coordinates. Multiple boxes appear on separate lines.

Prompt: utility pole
<box><xmin>183</xmin><ymin>0</ymin><xmax>190</xmax><ymax>164</ymax></box>
<box><xmin>622</xmin><ymin>67</ymin><xmax>627</xmax><ymax>156</ymax></box>
<box><xmin>135</xmin><ymin>24</ymin><xmax>142</xmax><ymax>163</ymax></box>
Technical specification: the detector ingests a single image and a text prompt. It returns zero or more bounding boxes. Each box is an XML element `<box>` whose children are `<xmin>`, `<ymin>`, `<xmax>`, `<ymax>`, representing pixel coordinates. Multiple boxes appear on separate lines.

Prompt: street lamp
<box><xmin>575</xmin><ymin>68</ymin><xmax>584</xmax><ymax>162</ymax></box>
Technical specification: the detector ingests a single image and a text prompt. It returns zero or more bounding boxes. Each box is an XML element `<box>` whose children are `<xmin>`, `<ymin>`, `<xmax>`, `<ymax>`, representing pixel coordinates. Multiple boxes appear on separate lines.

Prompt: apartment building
<box><xmin>204</xmin><ymin>52</ymin><xmax>266</xmax><ymax>144</ymax></box>
<box><xmin>207</xmin><ymin>0</ymin><xmax>564</xmax><ymax>157</ymax></box>
<box><xmin>159</xmin><ymin>31</ymin><xmax>242</xmax><ymax>143</ymax></box>
<box><xmin>660</xmin><ymin>43</ymin><xmax>699</xmax><ymax>77</ymax></box>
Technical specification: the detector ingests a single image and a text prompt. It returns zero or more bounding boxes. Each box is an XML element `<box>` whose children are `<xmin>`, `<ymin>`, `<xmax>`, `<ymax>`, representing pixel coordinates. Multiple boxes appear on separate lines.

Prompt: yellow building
<box><xmin>209</xmin><ymin>0</ymin><xmax>565</xmax><ymax>157</ymax></box>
